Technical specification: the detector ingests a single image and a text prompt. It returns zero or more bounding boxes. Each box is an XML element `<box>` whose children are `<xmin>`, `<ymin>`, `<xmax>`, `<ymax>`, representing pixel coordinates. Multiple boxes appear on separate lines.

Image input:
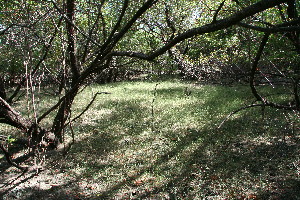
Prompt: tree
<box><xmin>0</xmin><ymin>0</ymin><xmax>298</xmax><ymax>170</ymax></box>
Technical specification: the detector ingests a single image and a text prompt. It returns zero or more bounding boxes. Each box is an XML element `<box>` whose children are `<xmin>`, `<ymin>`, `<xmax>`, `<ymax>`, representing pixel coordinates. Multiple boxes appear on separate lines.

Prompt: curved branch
<box><xmin>71</xmin><ymin>92</ymin><xmax>111</xmax><ymax>122</ymax></box>
<box><xmin>111</xmin><ymin>0</ymin><xmax>290</xmax><ymax>61</ymax></box>
<box><xmin>250</xmin><ymin>33</ymin><xmax>270</xmax><ymax>102</ymax></box>
<box><xmin>218</xmin><ymin>102</ymin><xmax>297</xmax><ymax>128</ymax></box>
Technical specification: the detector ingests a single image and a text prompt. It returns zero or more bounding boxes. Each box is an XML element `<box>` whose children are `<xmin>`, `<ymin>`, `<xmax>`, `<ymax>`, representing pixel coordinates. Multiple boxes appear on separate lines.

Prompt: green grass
<box><xmin>1</xmin><ymin>80</ymin><xmax>300</xmax><ymax>199</ymax></box>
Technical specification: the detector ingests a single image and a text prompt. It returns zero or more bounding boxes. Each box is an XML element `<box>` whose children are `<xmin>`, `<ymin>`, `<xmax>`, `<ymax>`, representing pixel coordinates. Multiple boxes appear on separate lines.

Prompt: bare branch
<box><xmin>82</xmin><ymin>0</ymin><xmax>106</xmax><ymax>63</ymax></box>
<box><xmin>8</xmin><ymin>17</ymin><xmax>64</xmax><ymax>103</ymax></box>
<box><xmin>212</xmin><ymin>0</ymin><xmax>226</xmax><ymax>23</ymax></box>
<box><xmin>250</xmin><ymin>33</ymin><xmax>270</xmax><ymax>102</ymax></box>
<box><xmin>164</xmin><ymin>3</ymin><xmax>176</xmax><ymax>40</ymax></box>
<box><xmin>218</xmin><ymin>103</ymin><xmax>265</xmax><ymax>128</ymax></box>
<box><xmin>102</xmin><ymin>0</ymin><xmax>129</xmax><ymax>49</ymax></box>
<box><xmin>71</xmin><ymin>92</ymin><xmax>111</xmax><ymax>122</ymax></box>
<box><xmin>50</xmin><ymin>0</ymin><xmax>102</xmax><ymax>48</ymax></box>
<box><xmin>218</xmin><ymin>102</ymin><xmax>297</xmax><ymax>128</ymax></box>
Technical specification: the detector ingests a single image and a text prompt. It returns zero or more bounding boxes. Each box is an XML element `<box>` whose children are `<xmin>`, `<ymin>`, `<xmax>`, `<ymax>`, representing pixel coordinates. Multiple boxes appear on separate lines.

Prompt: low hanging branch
<box><xmin>218</xmin><ymin>103</ymin><xmax>267</xmax><ymax>128</ymax></box>
<box><xmin>249</xmin><ymin>33</ymin><xmax>299</xmax><ymax>111</ymax></box>
<box><xmin>219</xmin><ymin>30</ymin><xmax>299</xmax><ymax>128</ymax></box>
<box><xmin>71</xmin><ymin>92</ymin><xmax>111</xmax><ymax>122</ymax></box>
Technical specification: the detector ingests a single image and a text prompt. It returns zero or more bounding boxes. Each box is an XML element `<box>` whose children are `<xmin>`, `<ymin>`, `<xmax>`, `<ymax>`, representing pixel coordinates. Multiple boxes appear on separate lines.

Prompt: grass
<box><xmin>1</xmin><ymin>79</ymin><xmax>300</xmax><ymax>199</ymax></box>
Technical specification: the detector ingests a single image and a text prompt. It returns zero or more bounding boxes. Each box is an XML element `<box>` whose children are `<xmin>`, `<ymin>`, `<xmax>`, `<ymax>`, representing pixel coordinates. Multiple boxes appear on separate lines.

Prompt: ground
<box><xmin>1</xmin><ymin>80</ymin><xmax>300</xmax><ymax>199</ymax></box>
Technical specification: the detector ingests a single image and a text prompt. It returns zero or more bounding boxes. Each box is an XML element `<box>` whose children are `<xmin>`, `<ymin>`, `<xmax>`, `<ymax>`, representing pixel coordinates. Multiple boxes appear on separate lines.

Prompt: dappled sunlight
<box><xmin>1</xmin><ymin>80</ymin><xmax>299</xmax><ymax>199</ymax></box>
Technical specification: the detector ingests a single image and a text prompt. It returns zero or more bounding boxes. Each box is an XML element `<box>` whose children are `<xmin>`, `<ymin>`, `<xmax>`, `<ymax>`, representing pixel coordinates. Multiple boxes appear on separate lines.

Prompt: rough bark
<box><xmin>51</xmin><ymin>87</ymin><xmax>79</xmax><ymax>144</ymax></box>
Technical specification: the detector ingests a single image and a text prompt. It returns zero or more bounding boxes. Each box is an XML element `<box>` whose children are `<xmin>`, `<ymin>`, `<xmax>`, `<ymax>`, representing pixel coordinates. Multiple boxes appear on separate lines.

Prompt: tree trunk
<box><xmin>51</xmin><ymin>86</ymin><xmax>79</xmax><ymax>145</ymax></box>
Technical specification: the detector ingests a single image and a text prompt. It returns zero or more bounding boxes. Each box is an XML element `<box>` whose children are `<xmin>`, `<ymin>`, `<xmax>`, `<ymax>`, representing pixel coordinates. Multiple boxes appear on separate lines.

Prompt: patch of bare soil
<box><xmin>0</xmin><ymin>145</ymin><xmax>86</xmax><ymax>200</ymax></box>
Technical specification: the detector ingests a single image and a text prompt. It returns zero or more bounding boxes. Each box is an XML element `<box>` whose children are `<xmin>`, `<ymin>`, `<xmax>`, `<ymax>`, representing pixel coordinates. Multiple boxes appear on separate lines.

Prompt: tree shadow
<box><xmin>1</xmin><ymin>82</ymin><xmax>299</xmax><ymax>199</ymax></box>
<box><xmin>0</xmin><ymin>144</ymin><xmax>31</xmax><ymax>174</ymax></box>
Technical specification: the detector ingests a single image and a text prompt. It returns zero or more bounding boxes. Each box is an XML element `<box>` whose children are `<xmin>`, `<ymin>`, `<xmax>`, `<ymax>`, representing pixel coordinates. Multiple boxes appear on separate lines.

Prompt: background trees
<box><xmin>0</xmin><ymin>0</ymin><xmax>299</xmax><ymax>169</ymax></box>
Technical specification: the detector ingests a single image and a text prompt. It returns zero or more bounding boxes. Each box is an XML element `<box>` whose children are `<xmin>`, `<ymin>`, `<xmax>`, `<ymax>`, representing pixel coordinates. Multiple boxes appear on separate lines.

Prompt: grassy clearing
<box><xmin>1</xmin><ymin>79</ymin><xmax>300</xmax><ymax>199</ymax></box>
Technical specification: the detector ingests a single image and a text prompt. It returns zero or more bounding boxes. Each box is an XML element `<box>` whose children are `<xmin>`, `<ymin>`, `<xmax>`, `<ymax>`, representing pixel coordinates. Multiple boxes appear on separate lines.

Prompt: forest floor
<box><xmin>1</xmin><ymin>80</ymin><xmax>300</xmax><ymax>199</ymax></box>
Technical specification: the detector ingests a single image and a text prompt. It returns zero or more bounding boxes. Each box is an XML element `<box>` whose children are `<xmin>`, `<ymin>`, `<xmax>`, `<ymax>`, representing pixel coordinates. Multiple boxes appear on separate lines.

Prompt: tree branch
<box><xmin>218</xmin><ymin>102</ymin><xmax>297</xmax><ymax>128</ymax></box>
<box><xmin>50</xmin><ymin>0</ymin><xmax>102</xmax><ymax>48</ymax></box>
<box><xmin>8</xmin><ymin>17</ymin><xmax>63</xmax><ymax>103</ymax></box>
<box><xmin>101</xmin><ymin>0</ymin><xmax>129</xmax><ymax>50</ymax></box>
<box><xmin>250</xmin><ymin>33</ymin><xmax>270</xmax><ymax>102</ymax></box>
<box><xmin>212</xmin><ymin>0</ymin><xmax>226</xmax><ymax>23</ymax></box>
<box><xmin>81</xmin><ymin>0</ymin><xmax>106</xmax><ymax>63</ymax></box>
<box><xmin>110</xmin><ymin>0</ymin><xmax>291</xmax><ymax>61</ymax></box>
<box><xmin>71</xmin><ymin>92</ymin><xmax>111</xmax><ymax>123</ymax></box>
<box><xmin>238</xmin><ymin>22</ymin><xmax>300</xmax><ymax>33</ymax></box>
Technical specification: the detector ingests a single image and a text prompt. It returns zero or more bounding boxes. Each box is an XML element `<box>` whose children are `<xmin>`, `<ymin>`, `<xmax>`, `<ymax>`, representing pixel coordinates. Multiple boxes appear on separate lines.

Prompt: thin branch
<box><xmin>8</xmin><ymin>17</ymin><xmax>64</xmax><ymax>103</ymax></box>
<box><xmin>82</xmin><ymin>0</ymin><xmax>106</xmax><ymax>63</ymax></box>
<box><xmin>50</xmin><ymin>0</ymin><xmax>102</xmax><ymax>48</ymax></box>
<box><xmin>91</xmin><ymin>0</ymin><xmax>158</xmax><ymax>63</ymax></box>
<box><xmin>250</xmin><ymin>33</ymin><xmax>270</xmax><ymax>102</ymax></box>
<box><xmin>212</xmin><ymin>0</ymin><xmax>226</xmax><ymax>23</ymax></box>
<box><xmin>218</xmin><ymin>103</ymin><xmax>265</xmax><ymax>128</ymax></box>
<box><xmin>101</xmin><ymin>0</ymin><xmax>129</xmax><ymax>50</ymax></box>
<box><xmin>218</xmin><ymin>102</ymin><xmax>297</xmax><ymax>128</ymax></box>
<box><xmin>71</xmin><ymin>92</ymin><xmax>111</xmax><ymax>122</ymax></box>
<box><xmin>238</xmin><ymin>22</ymin><xmax>300</xmax><ymax>33</ymax></box>
<box><xmin>164</xmin><ymin>3</ymin><xmax>176</xmax><ymax>40</ymax></box>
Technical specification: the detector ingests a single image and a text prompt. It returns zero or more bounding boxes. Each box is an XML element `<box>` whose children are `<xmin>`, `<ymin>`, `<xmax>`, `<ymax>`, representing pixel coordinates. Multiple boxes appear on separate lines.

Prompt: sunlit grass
<box><xmin>56</xmin><ymin>80</ymin><xmax>298</xmax><ymax>199</ymax></box>
<box><xmin>1</xmin><ymin>79</ymin><xmax>299</xmax><ymax>199</ymax></box>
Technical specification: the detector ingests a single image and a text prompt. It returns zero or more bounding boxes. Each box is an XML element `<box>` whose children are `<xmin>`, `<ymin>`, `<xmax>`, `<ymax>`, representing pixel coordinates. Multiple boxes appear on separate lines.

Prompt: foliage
<box><xmin>0</xmin><ymin>0</ymin><xmax>299</xmax><ymax>176</ymax></box>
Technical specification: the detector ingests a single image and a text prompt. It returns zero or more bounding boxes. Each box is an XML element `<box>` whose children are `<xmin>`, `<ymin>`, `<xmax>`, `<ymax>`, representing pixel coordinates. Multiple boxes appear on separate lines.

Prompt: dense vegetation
<box><xmin>0</xmin><ymin>0</ymin><xmax>299</xmax><ymax>199</ymax></box>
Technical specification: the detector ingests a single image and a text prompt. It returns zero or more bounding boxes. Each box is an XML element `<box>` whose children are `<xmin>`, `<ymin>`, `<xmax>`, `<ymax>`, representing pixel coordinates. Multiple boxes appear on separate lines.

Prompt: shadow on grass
<box><xmin>1</xmin><ymin>81</ymin><xmax>299</xmax><ymax>199</ymax></box>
